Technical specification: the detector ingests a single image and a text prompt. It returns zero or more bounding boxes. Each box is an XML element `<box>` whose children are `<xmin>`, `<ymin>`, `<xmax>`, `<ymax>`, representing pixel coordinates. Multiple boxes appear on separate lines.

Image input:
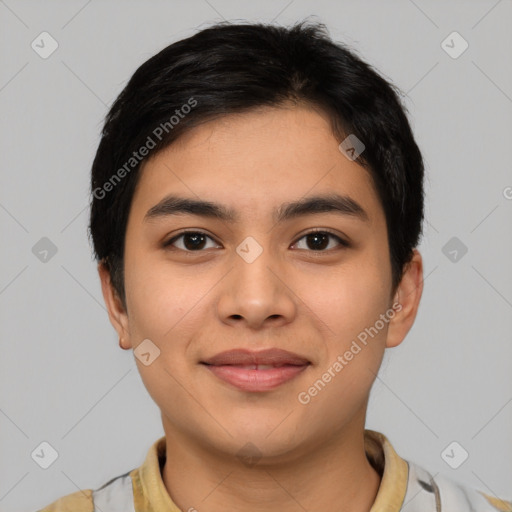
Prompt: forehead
<box><xmin>132</xmin><ymin>105</ymin><xmax>382</xmax><ymax>224</ymax></box>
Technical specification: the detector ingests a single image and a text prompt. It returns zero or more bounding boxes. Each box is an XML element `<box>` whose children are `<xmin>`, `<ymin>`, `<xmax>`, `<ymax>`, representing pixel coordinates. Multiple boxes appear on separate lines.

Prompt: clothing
<box><xmin>37</xmin><ymin>429</ymin><xmax>512</xmax><ymax>511</ymax></box>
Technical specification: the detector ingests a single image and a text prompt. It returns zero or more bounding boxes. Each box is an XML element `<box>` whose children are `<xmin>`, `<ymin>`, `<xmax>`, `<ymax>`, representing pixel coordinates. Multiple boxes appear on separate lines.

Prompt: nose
<box><xmin>216</xmin><ymin>243</ymin><xmax>297</xmax><ymax>330</ymax></box>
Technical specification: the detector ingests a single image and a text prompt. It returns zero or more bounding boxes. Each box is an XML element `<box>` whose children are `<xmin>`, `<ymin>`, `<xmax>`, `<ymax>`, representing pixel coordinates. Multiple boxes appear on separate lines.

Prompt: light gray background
<box><xmin>1</xmin><ymin>1</ymin><xmax>511</xmax><ymax>511</ymax></box>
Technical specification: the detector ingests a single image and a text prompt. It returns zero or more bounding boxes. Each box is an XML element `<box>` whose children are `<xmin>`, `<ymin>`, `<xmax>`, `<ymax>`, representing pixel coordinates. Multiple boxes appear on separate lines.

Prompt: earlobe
<box><xmin>97</xmin><ymin>261</ymin><xmax>132</xmax><ymax>349</ymax></box>
<box><xmin>385</xmin><ymin>249</ymin><xmax>424</xmax><ymax>349</ymax></box>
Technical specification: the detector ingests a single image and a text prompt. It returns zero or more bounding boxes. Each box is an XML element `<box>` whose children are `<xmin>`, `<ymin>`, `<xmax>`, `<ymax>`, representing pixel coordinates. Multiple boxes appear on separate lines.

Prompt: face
<box><xmin>100</xmin><ymin>105</ymin><xmax>423</xmax><ymax>461</ymax></box>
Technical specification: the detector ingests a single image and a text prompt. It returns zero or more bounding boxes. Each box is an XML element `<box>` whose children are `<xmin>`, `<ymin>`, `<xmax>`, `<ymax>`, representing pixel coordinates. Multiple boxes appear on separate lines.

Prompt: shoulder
<box><xmin>36</xmin><ymin>470</ymin><xmax>135</xmax><ymax>512</ymax></box>
<box><xmin>404</xmin><ymin>460</ymin><xmax>512</xmax><ymax>512</ymax></box>
<box><xmin>36</xmin><ymin>489</ymin><xmax>94</xmax><ymax>512</ymax></box>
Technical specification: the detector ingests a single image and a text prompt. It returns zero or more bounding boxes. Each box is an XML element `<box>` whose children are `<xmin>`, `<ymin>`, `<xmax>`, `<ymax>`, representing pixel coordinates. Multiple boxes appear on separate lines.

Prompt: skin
<box><xmin>99</xmin><ymin>104</ymin><xmax>423</xmax><ymax>512</ymax></box>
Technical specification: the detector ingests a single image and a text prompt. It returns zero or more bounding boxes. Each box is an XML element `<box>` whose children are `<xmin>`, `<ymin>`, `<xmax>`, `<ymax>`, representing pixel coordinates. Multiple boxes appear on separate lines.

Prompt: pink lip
<box><xmin>201</xmin><ymin>349</ymin><xmax>310</xmax><ymax>392</ymax></box>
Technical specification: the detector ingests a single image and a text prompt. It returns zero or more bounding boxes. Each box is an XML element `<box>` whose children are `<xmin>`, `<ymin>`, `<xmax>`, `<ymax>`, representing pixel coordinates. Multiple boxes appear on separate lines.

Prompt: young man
<box><xmin>38</xmin><ymin>21</ymin><xmax>511</xmax><ymax>512</ymax></box>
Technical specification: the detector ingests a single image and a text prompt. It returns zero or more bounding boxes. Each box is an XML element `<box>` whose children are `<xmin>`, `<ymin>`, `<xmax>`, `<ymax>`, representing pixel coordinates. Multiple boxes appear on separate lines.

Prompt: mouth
<box><xmin>200</xmin><ymin>348</ymin><xmax>311</xmax><ymax>392</ymax></box>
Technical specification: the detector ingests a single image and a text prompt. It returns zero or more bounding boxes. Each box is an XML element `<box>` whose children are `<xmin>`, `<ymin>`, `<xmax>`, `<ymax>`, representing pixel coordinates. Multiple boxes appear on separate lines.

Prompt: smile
<box><xmin>201</xmin><ymin>348</ymin><xmax>311</xmax><ymax>392</ymax></box>
<box><xmin>202</xmin><ymin>364</ymin><xmax>309</xmax><ymax>392</ymax></box>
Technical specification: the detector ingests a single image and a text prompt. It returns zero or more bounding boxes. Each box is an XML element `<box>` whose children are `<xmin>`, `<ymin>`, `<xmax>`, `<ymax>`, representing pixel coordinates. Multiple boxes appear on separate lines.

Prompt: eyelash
<box><xmin>162</xmin><ymin>229</ymin><xmax>350</xmax><ymax>253</ymax></box>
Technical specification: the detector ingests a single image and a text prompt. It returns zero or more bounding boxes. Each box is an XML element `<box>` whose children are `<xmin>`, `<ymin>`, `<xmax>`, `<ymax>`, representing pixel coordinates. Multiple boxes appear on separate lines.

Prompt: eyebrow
<box><xmin>143</xmin><ymin>193</ymin><xmax>369</xmax><ymax>224</ymax></box>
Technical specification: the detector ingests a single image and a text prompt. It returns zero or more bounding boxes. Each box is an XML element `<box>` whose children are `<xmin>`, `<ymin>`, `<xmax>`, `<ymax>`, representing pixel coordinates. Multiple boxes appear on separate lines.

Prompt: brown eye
<box><xmin>164</xmin><ymin>231</ymin><xmax>219</xmax><ymax>251</ymax></box>
<box><xmin>293</xmin><ymin>230</ymin><xmax>349</xmax><ymax>251</ymax></box>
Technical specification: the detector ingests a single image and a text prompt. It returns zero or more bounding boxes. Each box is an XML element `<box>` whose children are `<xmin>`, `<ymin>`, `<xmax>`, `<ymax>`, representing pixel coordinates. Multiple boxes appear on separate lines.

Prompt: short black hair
<box><xmin>88</xmin><ymin>20</ymin><xmax>424</xmax><ymax>309</ymax></box>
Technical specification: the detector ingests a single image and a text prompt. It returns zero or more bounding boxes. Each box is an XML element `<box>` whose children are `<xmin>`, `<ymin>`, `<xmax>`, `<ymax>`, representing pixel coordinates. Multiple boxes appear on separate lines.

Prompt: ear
<box><xmin>385</xmin><ymin>249</ymin><xmax>423</xmax><ymax>349</ymax></box>
<box><xmin>97</xmin><ymin>261</ymin><xmax>132</xmax><ymax>349</ymax></box>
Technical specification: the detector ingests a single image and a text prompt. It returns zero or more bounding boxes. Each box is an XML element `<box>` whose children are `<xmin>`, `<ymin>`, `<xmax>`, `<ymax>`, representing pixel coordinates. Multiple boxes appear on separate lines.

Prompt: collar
<box><xmin>130</xmin><ymin>429</ymin><xmax>409</xmax><ymax>512</ymax></box>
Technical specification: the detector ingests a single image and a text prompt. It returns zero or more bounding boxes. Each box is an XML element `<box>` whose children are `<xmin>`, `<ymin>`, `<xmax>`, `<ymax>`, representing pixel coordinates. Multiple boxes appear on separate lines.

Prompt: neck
<box><xmin>161</xmin><ymin>424</ymin><xmax>382</xmax><ymax>512</ymax></box>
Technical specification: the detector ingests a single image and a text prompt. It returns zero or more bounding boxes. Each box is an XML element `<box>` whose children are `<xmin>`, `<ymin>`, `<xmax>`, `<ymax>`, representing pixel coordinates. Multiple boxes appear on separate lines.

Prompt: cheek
<box><xmin>123</xmin><ymin>262</ymin><xmax>207</xmax><ymax>411</ymax></box>
<box><xmin>294</xmin><ymin>265</ymin><xmax>391</xmax><ymax>421</ymax></box>
<box><xmin>303</xmin><ymin>260</ymin><xmax>391</xmax><ymax>399</ymax></box>
<box><xmin>309</xmin><ymin>256</ymin><xmax>391</xmax><ymax>339</ymax></box>
<box><xmin>124</xmin><ymin>254</ymin><xmax>218</xmax><ymax>355</ymax></box>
